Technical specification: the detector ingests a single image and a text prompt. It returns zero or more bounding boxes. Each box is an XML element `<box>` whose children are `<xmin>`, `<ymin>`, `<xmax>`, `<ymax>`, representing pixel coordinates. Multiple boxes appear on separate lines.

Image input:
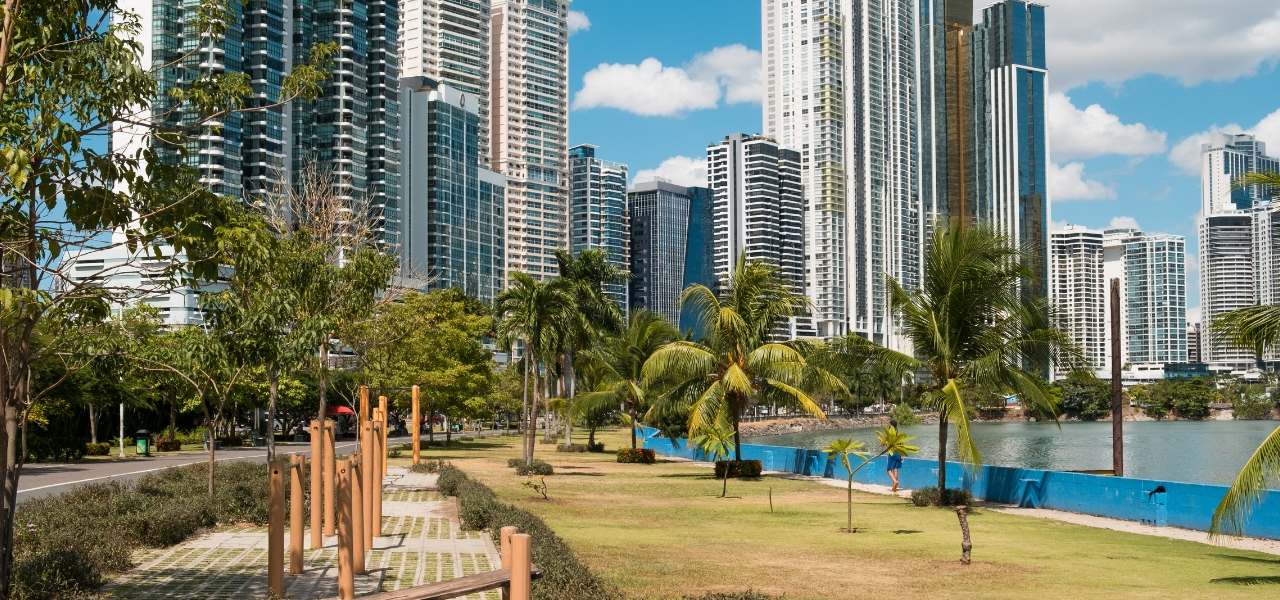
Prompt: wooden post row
<box><xmin>412</xmin><ymin>385</ymin><xmax>421</xmax><ymax>465</ymax></box>
<box><xmin>290</xmin><ymin>455</ymin><xmax>304</xmax><ymax>575</ymax></box>
<box><xmin>373</xmin><ymin>409</ymin><xmax>384</xmax><ymax>535</ymax></box>
<box><xmin>352</xmin><ymin>458</ymin><xmax>366</xmax><ymax>575</ymax></box>
<box><xmin>362</xmin><ymin>419</ymin><xmax>374</xmax><ymax>549</ymax></box>
<box><xmin>337</xmin><ymin>459</ymin><xmax>355</xmax><ymax>600</ymax></box>
<box><xmin>308</xmin><ymin>420</ymin><xmax>322</xmax><ymax>549</ymax></box>
<box><xmin>378</xmin><ymin>396</ymin><xmax>388</xmax><ymax>477</ymax></box>
<box><xmin>324</xmin><ymin>420</ymin><xmax>336</xmax><ymax>537</ymax></box>
<box><xmin>268</xmin><ymin>461</ymin><xmax>285</xmax><ymax>597</ymax></box>
<box><xmin>500</xmin><ymin>526</ymin><xmax>517</xmax><ymax>600</ymax></box>
<box><xmin>509</xmin><ymin>533</ymin><xmax>532</xmax><ymax>600</ymax></box>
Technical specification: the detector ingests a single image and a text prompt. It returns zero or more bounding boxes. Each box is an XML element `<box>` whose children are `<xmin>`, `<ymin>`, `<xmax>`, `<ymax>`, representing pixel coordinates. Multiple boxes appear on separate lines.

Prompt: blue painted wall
<box><xmin>640</xmin><ymin>428</ymin><xmax>1280</xmax><ymax>540</ymax></box>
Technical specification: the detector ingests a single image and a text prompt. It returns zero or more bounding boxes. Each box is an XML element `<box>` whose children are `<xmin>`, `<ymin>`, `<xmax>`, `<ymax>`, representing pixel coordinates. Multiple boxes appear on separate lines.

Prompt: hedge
<box><xmin>910</xmin><ymin>486</ymin><xmax>973</xmax><ymax>507</ymax></box>
<box><xmin>156</xmin><ymin>439</ymin><xmax>183</xmax><ymax>452</ymax></box>
<box><xmin>714</xmin><ymin>460</ymin><xmax>762</xmax><ymax>479</ymax></box>
<box><xmin>616</xmin><ymin>448</ymin><xmax>655</xmax><ymax>464</ymax></box>
<box><xmin>12</xmin><ymin>460</ymin><xmax>282</xmax><ymax>600</ymax></box>
<box><xmin>25</xmin><ymin>437</ymin><xmax>87</xmax><ymax>462</ymax></box>
<box><xmin>438</xmin><ymin>466</ymin><xmax>621</xmax><ymax>600</ymax></box>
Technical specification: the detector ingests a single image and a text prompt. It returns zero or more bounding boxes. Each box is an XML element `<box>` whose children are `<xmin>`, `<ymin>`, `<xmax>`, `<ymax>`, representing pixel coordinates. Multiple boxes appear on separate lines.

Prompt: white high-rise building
<box><xmin>1050</xmin><ymin>226</ymin><xmax>1106</xmax><ymax>371</ymax></box>
<box><xmin>400</xmin><ymin>0</ymin><xmax>493</xmax><ymax>164</ymax></box>
<box><xmin>1199</xmin><ymin>213</ymin><xmax>1256</xmax><ymax>370</ymax></box>
<box><xmin>1201</xmin><ymin>133</ymin><xmax>1279</xmax><ymax>216</ymax></box>
<box><xmin>491</xmin><ymin>0</ymin><xmax>571</xmax><ymax>280</ymax></box>
<box><xmin>569</xmin><ymin>144</ymin><xmax>630</xmax><ymax>311</ymax></box>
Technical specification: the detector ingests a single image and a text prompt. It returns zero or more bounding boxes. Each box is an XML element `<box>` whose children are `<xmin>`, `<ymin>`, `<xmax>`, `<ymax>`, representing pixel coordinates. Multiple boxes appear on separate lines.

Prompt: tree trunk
<box><xmin>543</xmin><ymin>372</ymin><xmax>553</xmax><ymax>443</ymax></box>
<box><xmin>521</xmin><ymin>351</ymin><xmax>530</xmax><ymax>464</ymax></box>
<box><xmin>527</xmin><ymin>366</ymin><xmax>541</xmax><ymax>466</ymax></box>
<box><xmin>88</xmin><ymin>403</ymin><xmax>98</xmax><ymax>444</ymax></box>
<box><xmin>630</xmin><ymin>408</ymin><xmax>638</xmax><ymax>450</ymax></box>
<box><xmin>937</xmin><ymin>416</ymin><xmax>949</xmax><ymax>491</ymax></box>
<box><xmin>202</xmin><ymin>396</ymin><xmax>215</xmax><ymax>495</ymax></box>
<box><xmin>589</xmin><ymin>426</ymin><xmax>597</xmax><ymax>448</ymax></box>
<box><xmin>733</xmin><ymin>412</ymin><xmax>742</xmax><ymax>462</ymax></box>
<box><xmin>317</xmin><ymin>346</ymin><xmax>329</xmax><ymax>424</ymax></box>
<box><xmin>564</xmin><ymin>350</ymin><xmax>574</xmax><ymax>446</ymax></box>
<box><xmin>168</xmin><ymin>389</ymin><xmax>177</xmax><ymax>441</ymax></box>
<box><xmin>847</xmin><ymin>476</ymin><xmax>853</xmax><ymax>532</ymax></box>
<box><xmin>266</xmin><ymin>367</ymin><xmax>279</xmax><ymax>461</ymax></box>
<box><xmin>2</xmin><ymin>403</ymin><xmax>22</xmax><ymax>599</ymax></box>
<box><xmin>956</xmin><ymin>505</ymin><xmax>973</xmax><ymax>564</ymax></box>
<box><xmin>721</xmin><ymin>472</ymin><xmax>728</xmax><ymax>498</ymax></box>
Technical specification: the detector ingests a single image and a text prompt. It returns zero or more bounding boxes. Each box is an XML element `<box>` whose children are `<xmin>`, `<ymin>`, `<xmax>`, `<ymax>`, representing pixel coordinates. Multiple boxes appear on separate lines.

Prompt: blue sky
<box><xmin>564</xmin><ymin>0</ymin><xmax>1280</xmax><ymax>312</ymax></box>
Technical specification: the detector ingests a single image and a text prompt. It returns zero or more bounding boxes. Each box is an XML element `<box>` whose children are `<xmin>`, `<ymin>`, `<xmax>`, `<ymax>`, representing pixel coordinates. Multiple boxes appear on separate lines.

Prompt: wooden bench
<box><xmin>359</xmin><ymin>564</ymin><xmax>544</xmax><ymax>600</ymax></box>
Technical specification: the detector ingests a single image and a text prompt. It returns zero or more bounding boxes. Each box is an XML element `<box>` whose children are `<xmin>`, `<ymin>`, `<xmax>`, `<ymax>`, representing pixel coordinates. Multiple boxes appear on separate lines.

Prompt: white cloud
<box><xmin>1048</xmin><ymin>93</ymin><xmax>1166</xmax><ymax>161</ymax></box>
<box><xmin>567</xmin><ymin>10</ymin><xmax>590</xmax><ymax>34</ymax></box>
<box><xmin>687</xmin><ymin>44</ymin><xmax>762</xmax><ymax>105</ymax></box>
<box><xmin>1038</xmin><ymin>1</ymin><xmax>1280</xmax><ymax>90</ymax></box>
<box><xmin>1049</xmin><ymin>219</ymin><xmax>1071</xmax><ymax>232</ymax></box>
<box><xmin>1107</xmin><ymin>216</ymin><xmax>1141</xmax><ymax>230</ymax></box>
<box><xmin>632</xmin><ymin>156</ymin><xmax>707</xmax><ymax>188</ymax></box>
<box><xmin>1167</xmin><ymin>106</ymin><xmax>1280</xmax><ymax>175</ymax></box>
<box><xmin>1187</xmin><ymin>306</ymin><xmax>1201</xmax><ymax>326</ymax></box>
<box><xmin>1049</xmin><ymin>162</ymin><xmax>1117</xmax><ymax>201</ymax></box>
<box><xmin>572</xmin><ymin>45</ymin><xmax>762</xmax><ymax>117</ymax></box>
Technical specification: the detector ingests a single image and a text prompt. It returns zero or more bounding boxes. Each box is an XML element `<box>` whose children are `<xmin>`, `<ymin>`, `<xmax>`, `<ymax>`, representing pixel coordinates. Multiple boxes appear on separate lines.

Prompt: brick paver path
<box><xmin>103</xmin><ymin>468</ymin><xmax>500</xmax><ymax>600</ymax></box>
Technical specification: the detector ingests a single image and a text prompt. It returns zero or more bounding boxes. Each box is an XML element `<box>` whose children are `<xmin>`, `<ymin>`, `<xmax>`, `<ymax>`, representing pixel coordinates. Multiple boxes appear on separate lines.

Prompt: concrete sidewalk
<box><xmin>101</xmin><ymin>467</ymin><xmax>500</xmax><ymax>600</ymax></box>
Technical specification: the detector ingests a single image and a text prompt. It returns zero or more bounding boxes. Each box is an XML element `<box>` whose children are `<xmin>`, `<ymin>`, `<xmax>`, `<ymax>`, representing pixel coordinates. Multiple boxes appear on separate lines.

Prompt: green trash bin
<box><xmin>135</xmin><ymin>430</ymin><xmax>151</xmax><ymax>456</ymax></box>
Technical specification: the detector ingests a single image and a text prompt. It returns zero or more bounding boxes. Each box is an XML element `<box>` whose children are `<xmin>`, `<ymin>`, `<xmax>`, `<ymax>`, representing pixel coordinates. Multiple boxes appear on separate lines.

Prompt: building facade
<box><xmin>490</xmin><ymin>0</ymin><xmax>571</xmax><ymax>281</ymax></box>
<box><xmin>400</xmin><ymin>0</ymin><xmax>493</xmax><ymax>164</ymax></box>
<box><xmin>401</xmin><ymin>79</ymin><xmax>507</xmax><ymax>302</ymax></box>
<box><xmin>1049</xmin><ymin>226</ymin><xmax>1106</xmax><ymax>371</ymax></box>
<box><xmin>1199</xmin><ymin>213</ymin><xmax>1256</xmax><ymax>370</ymax></box>
<box><xmin>569</xmin><ymin>144</ymin><xmax>629</xmax><ymax>309</ymax></box>
<box><xmin>1201</xmin><ymin>133</ymin><xmax>1280</xmax><ymax>216</ymax></box>
<box><xmin>628</xmin><ymin>179</ymin><xmax>692</xmax><ymax>326</ymax></box>
<box><xmin>1121</xmin><ymin>233</ymin><xmax>1187</xmax><ymax>365</ymax></box>
<box><xmin>680</xmin><ymin>186</ymin><xmax>716</xmax><ymax>336</ymax></box>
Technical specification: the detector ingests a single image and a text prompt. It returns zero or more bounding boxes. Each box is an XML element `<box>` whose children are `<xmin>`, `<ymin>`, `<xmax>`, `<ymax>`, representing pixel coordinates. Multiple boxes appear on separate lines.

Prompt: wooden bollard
<box><xmin>336</xmin><ymin>459</ymin><xmax>354</xmax><ymax>599</ymax></box>
<box><xmin>378</xmin><ymin>397</ymin><xmax>388</xmax><ymax>476</ymax></box>
<box><xmin>352</xmin><ymin>459</ymin><xmax>366</xmax><ymax>575</ymax></box>
<box><xmin>360</xmin><ymin>385</ymin><xmax>370</xmax><ymax>423</ymax></box>
<box><xmin>412</xmin><ymin>385</ymin><xmax>421</xmax><ymax>465</ymax></box>
<box><xmin>290</xmin><ymin>455</ymin><xmax>304</xmax><ymax>574</ymax></box>
<box><xmin>362</xmin><ymin>419</ymin><xmax>374</xmax><ymax>549</ymax></box>
<box><xmin>309</xmin><ymin>420</ymin><xmax>322</xmax><ymax>549</ymax></box>
<box><xmin>509</xmin><ymin>533</ymin><xmax>532</xmax><ymax>600</ymax></box>
<box><xmin>372</xmin><ymin>413</ymin><xmax>384</xmax><ymax>536</ymax></box>
<box><xmin>324</xmin><ymin>420</ymin><xmax>336</xmax><ymax>537</ymax></box>
<box><xmin>500</xmin><ymin>526</ymin><xmax>518</xmax><ymax>600</ymax></box>
<box><xmin>268</xmin><ymin>460</ymin><xmax>286</xmax><ymax>597</ymax></box>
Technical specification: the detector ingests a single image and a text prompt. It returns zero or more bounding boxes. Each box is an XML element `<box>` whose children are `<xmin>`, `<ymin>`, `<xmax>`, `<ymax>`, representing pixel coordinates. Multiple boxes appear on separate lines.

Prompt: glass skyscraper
<box><xmin>569</xmin><ymin>144</ymin><xmax>629</xmax><ymax>311</ymax></box>
<box><xmin>401</xmin><ymin>79</ymin><xmax>506</xmax><ymax>302</ymax></box>
<box><xmin>680</xmin><ymin>186</ymin><xmax>715</xmax><ymax>337</ymax></box>
<box><xmin>628</xmin><ymin>179</ymin><xmax>692</xmax><ymax>326</ymax></box>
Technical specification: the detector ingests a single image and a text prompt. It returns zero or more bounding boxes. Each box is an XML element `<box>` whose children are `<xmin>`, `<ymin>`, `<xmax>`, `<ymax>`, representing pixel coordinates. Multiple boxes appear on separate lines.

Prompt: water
<box><xmin>751</xmin><ymin>420</ymin><xmax>1280</xmax><ymax>487</ymax></box>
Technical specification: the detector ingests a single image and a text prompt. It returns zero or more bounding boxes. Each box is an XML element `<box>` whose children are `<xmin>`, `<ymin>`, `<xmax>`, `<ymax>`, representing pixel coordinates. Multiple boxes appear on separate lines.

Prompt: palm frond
<box><xmin>940</xmin><ymin>379</ymin><xmax>982</xmax><ymax>473</ymax></box>
<box><xmin>1211</xmin><ymin>425</ymin><xmax>1280</xmax><ymax>538</ymax></box>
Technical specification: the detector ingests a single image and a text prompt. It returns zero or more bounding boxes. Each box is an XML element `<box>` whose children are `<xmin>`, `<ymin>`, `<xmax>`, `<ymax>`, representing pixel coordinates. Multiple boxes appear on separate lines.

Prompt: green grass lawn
<box><xmin>388</xmin><ymin>428</ymin><xmax>1280</xmax><ymax>599</ymax></box>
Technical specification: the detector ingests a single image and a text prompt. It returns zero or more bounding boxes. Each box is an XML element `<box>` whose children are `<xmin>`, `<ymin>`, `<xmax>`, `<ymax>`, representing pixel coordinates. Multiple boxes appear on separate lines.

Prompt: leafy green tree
<box><xmin>1058</xmin><ymin>376</ymin><xmax>1111</xmax><ymax>421</ymax></box>
<box><xmin>888</xmin><ymin>402</ymin><xmax>921</xmax><ymax>426</ymax></box>
<box><xmin>824</xmin><ymin>427</ymin><xmax>919</xmax><ymax>532</ymax></box>
<box><xmin>642</xmin><ymin>256</ymin><xmax>848</xmax><ymax>460</ymax></box>
<box><xmin>692</xmin><ymin>425</ymin><xmax>736</xmax><ymax>498</ymax></box>
<box><xmin>495</xmin><ymin>273</ymin><xmax>573</xmax><ymax>464</ymax></box>
<box><xmin>575</xmin><ymin>309</ymin><xmax>680</xmax><ymax>450</ymax></box>
<box><xmin>552</xmin><ymin>248</ymin><xmax>628</xmax><ymax>446</ymax></box>
<box><xmin>857</xmin><ymin>223</ymin><xmax>1084</xmax><ymax>489</ymax></box>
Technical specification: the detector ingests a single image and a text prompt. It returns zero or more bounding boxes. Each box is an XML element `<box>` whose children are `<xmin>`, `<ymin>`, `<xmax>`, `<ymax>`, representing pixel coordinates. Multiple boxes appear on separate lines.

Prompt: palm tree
<box><xmin>642</xmin><ymin>255</ymin><xmax>848</xmax><ymax>460</ymax></box>
<box><xmin>574</xmin><ymin>309</ymin><xmax>680</xmax><ymax>450</ymax></box>
<box><xmin>824</xmin><ymin>427</ymin><xmax>919</xmax><ymax>532</ymax></box>
<box><xmin>856</xmin><ymin>223</ymin><xmax>1084</xmax><ymax>489</ymax></box>
<box><xmin>692</xmin><ymin>424</ymin><xmax>736</xmax><ymax>498</ymax></box>
<box><xmin>495</xmin><ymin>272</ymin><xmax>572</xmax><ymax>465</ymax></box>
<box><xmin>554</xmin><ymin>248</ymin><xmax>629</xmax><ymax>446</ymax></box>
<box><xmin>1207</xmin><ymin>303</ymin><xmax>1280</xmax><ymax>536</ymax></box>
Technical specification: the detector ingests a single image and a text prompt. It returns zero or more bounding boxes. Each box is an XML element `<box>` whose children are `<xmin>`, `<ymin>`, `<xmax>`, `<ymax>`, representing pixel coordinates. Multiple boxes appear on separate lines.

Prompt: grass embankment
<box><xmin>389</xmin><ymin>429</ymin><xmax>1280</xmax><ymax>600</ymax></box>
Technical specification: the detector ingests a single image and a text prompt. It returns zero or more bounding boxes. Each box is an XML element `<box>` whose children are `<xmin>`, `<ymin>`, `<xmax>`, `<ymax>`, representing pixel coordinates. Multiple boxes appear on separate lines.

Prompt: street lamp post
<box><xmin>119</xmin><ymin>402</ymin><xmax>125</xmax><ymax>458</ymax></box>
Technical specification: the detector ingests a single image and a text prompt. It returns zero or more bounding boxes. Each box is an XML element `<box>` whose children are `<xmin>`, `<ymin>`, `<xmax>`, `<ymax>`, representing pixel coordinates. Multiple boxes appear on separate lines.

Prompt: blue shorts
<box><xmin>887</xmin><ymin>454</ymin><xmax>904</xmax><ymax>471</ymax></box>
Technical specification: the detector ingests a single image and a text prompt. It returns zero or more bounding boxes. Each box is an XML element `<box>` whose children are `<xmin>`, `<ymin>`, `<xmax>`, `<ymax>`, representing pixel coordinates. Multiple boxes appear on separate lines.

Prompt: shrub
<box><xmin>388</xmin><ymin>449</ymin><xmax>403</xmax><ymax>458</ymax></box>
<box><xmin>515</xmin><ymin>460</ymin><xmax>554</xmax><ymax>476</ymax></box>
<box><xmin>443</xmin><ymin>467</ymin><xmax>620</xmax><ymax>600</ymax></box>
<box><xmin>889</xmin><ymin>402</ymin><xmax>922</xmax><ymax>426</ymax></box>
<box><xmin>537</xmin><ymin>438</ymin><xmax>560</xmax><ymax>445</ymax></box>
<box><xmin>714</xmin><ymin>460</ymin><xmax>763</xmax><ymax>479</ymax></box>
<box><xmin>683</xmin><ymin>593</ymin><xmax>783</xmax><ymax>600</ymax></box>
<box><xmin>26</xmin><ymin>437</ymin><xmax>87</xmax><ymax>462</ymax></box>
<box><xmin>555</xmin><ymin>444</ymin><xmax>588</xmax><ymax>453</ymax></box>
<box><xmin>1235</xmin><ymin>396</ymin><xmax>1275</xmax><ymax>420</ymax></box>
<box><xmin>616</xmin><ymin>448</ymin><xmax>656</xmax><ymax>464</ymax></box>
<box><xmin>85</xmin><ymin>442</ymin><xmax>111</xmax><ymax>456</ymax></box>
<box><xmin>910</xmin><ymin>486</ymin><xmax>974</xmax><ymax>507</ymax></box>
<box><xmin>586</xmin><ymin>442</ymin><xmax>605</xmax><ymax>453</ymax></box>
<box><xmin>218</xmin><ymin>434</ymin><xmax>244</xmax><ymax>448</ymax></box>
<box><xmin>437</xmin><ymin>467</ymin><xmax>469</xmax><ymax>497</ymax></box>
<box><xmin>155</xmin><ymin>439</ymin><xmax>182</xmax><ymax>452</ymax></box>
<box><xmin>409</xmin><ymin>459</ymin><xmax>453</xmax><ymax>474</ymax></box>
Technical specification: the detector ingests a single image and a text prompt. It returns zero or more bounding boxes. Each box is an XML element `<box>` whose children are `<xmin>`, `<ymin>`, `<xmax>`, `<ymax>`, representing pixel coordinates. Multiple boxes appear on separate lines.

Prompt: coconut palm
<box><xmin>1207</xmin><ymin>302</ymin><xmax>1280</xmax><ymax>536</ymax></box>
<box><xmin>495</xmin><ymin>272</ymin><xmax>573</xmax><ymax>465</ymax></box>
<box><xmin>574</xmin><ymin>309</ymin><xmax>681</xmax><ymax>450</ymax></box>
<box><xmin>553</xmin><ymin>248</ymin><xmax>629</xmax><ymax>445</ymax></box>
<box><xmin>642</xmin><ymin>255</ymin><xmax>849</xmax><ymax>460</ymax></box>
<box><xmin>824</xmin><ymin>427</ymin><xmax>919</xmax><ymax>532</ymax></box>
<box><xmin>855</xmin><ymin>223</ymin><xmax>1084</xmax><ymax>489</ymax></box>
<box><xmin>692</xmin><ymin>424</ymin><xmax>736</xmax><ymax>498</ymax></box>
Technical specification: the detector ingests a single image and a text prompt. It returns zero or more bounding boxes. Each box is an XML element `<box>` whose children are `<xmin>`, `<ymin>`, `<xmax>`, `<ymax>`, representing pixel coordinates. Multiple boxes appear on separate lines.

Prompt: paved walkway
<box><xmin>102</xmin><ymin>467</ymin><xmax>501</xmax><ymax>600</ymax></box>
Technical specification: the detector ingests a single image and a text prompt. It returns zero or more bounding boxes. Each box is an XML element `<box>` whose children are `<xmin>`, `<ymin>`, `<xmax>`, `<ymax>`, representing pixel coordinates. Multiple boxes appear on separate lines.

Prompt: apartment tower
<box><xmin>491</xmin><ymin>0</ymin><xmax>572</xmax><ymax>280</ymax></box>
<box><xmin>628</xmin><ymin>179</ymin><xmax>694</xmax><ymax>326</ymax></box>
<box><xmin>569</xmin><ymin>144</ymin><xmax>630</xmax><ymax>310</ymax></box>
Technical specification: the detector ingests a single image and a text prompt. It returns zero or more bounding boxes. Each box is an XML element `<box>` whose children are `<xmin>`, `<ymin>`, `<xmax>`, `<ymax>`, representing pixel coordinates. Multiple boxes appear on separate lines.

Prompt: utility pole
<box><xmin>119</xmin><ymin>402</ymin><xmax>125</xmax><ymax>458</ymax></box>
<box><xmin>1110</xmin><ymin>278</ymin><xmax>1124</xmax><ymax>477</ymax></box>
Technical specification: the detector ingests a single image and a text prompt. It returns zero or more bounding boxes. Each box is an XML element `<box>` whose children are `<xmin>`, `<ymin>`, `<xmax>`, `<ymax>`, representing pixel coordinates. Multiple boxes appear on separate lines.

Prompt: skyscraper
<box><xmin>972</xmin><ymin>0</ymin><xmax>1050</xmax><ymax>295</ymax></box>
<box><xmin>1049</xmin><ymin>226</ymin><xmax>1106</xmax><ymax>371</ymax></box>
<box><xmin>680</xmin><ymin>186</ymin><xmax>716</xmax><ymax>336</ymax></box>
<box><xmin>1121</xmin><ymin>233</ymin><xmax>1187</xmax><ymax>365</ymax></box>
<box><xmin>400</xmin><ymin>0</ymin><xmax>493</xmax><ymax>164</ymax></box>
<box><xmin>1199</xmin><ymin>213</ymin><xmax>1256</xmax><ymax>370</ymax></box>
<box><xmin>569</xmin><ymin>144</ymin><xmax>629</xmax><ymax>309</ymax></box>
<box><xmin>490</xmin><ymin>0</ymin><xmax>571</xmax><ymax>281</ymax></box>
<box><xmin>628</xmin><ymin>179</ymin><xmax>692</xmax><ymax>326</ymax></box>
<box><xmin>121</xmin><ymin>0</ymin><xmax>401</xmax><ymax>247</ymax></box>
<box><xmin>1201</xmin><ymin>133</ymin><xmax>1280</xmax><ymax>215</ymax></box>
<box><xmin>708</xmin><ymin>134</ymin><xmax>814</xmax><ymax>338</ymax></box>
<box><xmin>400</xmin><ymin>79</ymin><xmax>507</xmax><ymax>302</ymax></box>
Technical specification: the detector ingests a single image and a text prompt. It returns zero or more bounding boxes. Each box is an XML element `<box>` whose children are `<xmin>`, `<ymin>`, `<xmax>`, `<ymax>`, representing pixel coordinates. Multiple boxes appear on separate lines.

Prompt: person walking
<box><xmin>886</xmin><ymin>419</ymin><xmax>904</xmax><ymax>493</ymax></box>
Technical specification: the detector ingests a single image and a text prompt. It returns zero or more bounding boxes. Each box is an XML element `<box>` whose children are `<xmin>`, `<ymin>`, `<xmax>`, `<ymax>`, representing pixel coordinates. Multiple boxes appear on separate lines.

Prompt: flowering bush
<box><xmin>616</xmin><ymin>448</ymin><xmax>656</xmax><ymax>464</ymax></box>
<box><xmin>85</xmin><ymin>442</ymin><xmax>111</xmax><ymax>456</ymax></box>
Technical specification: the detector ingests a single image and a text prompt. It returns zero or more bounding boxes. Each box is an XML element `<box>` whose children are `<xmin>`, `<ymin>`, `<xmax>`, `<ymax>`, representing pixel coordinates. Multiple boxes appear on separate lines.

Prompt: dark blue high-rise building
<box><xmin>679</xmin><ymin>186</ymin><xmax>715</xmax><ymax>338</ymax></box>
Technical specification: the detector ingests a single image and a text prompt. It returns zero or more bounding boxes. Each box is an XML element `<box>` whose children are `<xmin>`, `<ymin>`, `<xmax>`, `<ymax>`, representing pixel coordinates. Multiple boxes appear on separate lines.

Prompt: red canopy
<box><xmin>325</xmin><ymin>406</ymin><xmax>356</xmax><ymax>415</ymax></box>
